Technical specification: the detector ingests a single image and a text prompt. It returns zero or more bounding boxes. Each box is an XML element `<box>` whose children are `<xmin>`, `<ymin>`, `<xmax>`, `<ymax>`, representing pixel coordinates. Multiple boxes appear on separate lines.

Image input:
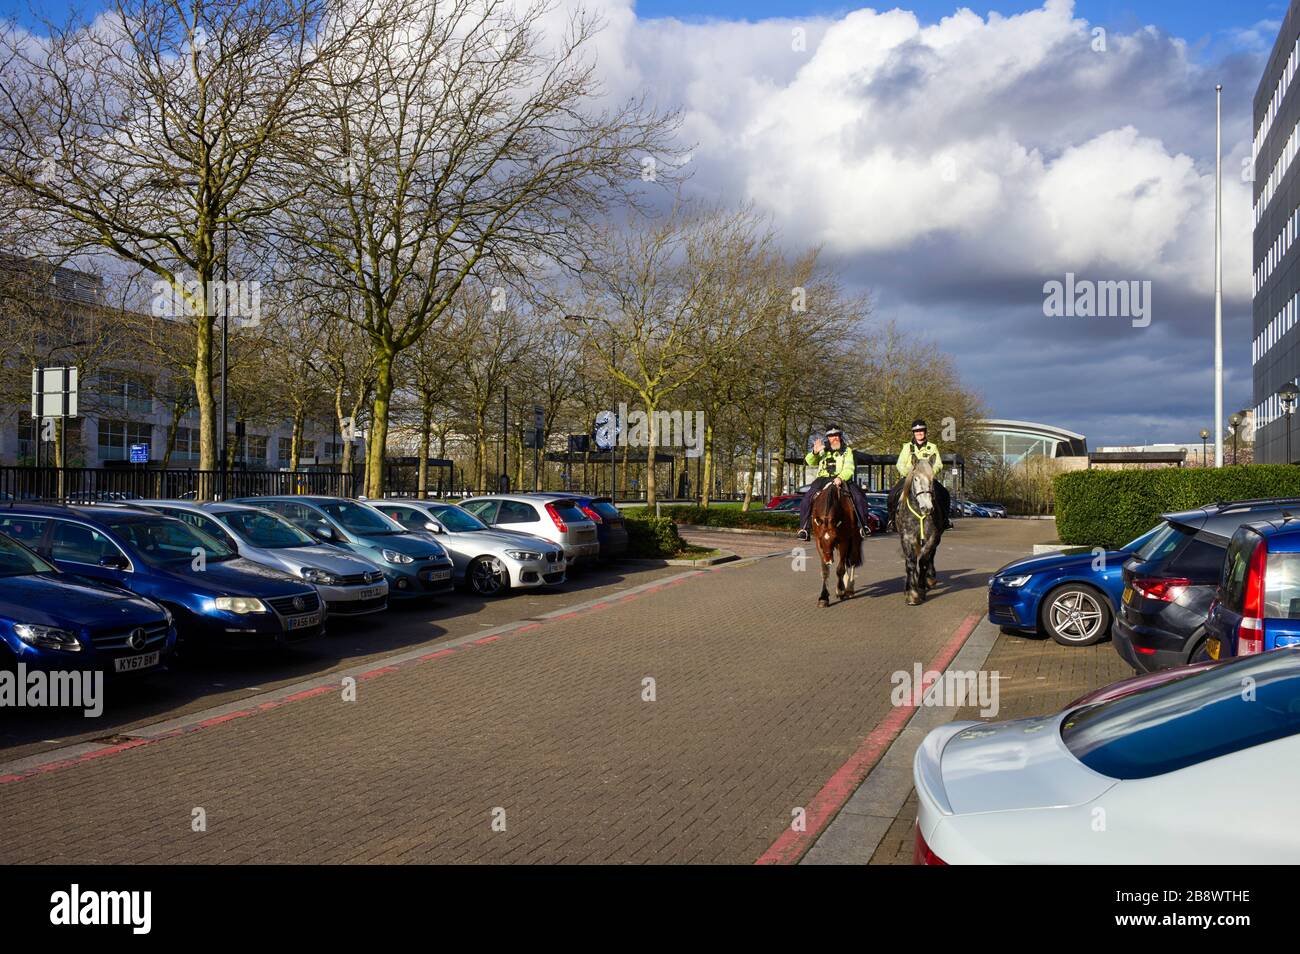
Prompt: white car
<box><xmin>135</xmin><ymin>500</ymin><xmax>390</xmax><ymax>617</ymax></box>
<box><xmin>912</xmin><ymin>651</ymin><xmax>1300</xmax><ymax>863</ymax></box>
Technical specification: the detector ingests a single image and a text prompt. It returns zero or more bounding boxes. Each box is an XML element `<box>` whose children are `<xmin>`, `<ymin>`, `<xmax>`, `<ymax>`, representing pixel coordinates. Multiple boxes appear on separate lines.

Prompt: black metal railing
<box><xmin>0</xmin><ymin>466</ymin><xmax>357</xmax><ymax>503</ymax></box>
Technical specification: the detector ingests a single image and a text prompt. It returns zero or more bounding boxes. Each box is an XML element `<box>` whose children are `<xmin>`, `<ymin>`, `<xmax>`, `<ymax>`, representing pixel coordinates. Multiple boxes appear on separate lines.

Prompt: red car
<box><xmin>766</xmin><ymin>493</ymin><xmax>801</xmax><ymax>509</ymax></box>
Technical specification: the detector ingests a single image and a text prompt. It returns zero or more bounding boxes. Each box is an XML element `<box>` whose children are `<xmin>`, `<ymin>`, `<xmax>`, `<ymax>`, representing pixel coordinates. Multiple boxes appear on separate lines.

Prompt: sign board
<box><xmin>129</xmin><ymin>443</ymin><xmax>150</xmax><ymax>464</ymax></box>
<box><xmin>30</xmin><ymin>366</ymin><xmax>78</xmax><ymax>419</ymax></box>
<box><xmin>533</xmin><ymin>405</ymin><xmax>544</xmax><ymax>432</ymax></box>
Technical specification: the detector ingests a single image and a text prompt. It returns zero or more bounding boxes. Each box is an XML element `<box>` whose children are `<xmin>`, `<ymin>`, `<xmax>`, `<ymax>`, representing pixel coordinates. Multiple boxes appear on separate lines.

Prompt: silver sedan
<box><xmin>371</xmin><ymin>498</ymin><xmax>566</xmax><ymax>597</ymax></box>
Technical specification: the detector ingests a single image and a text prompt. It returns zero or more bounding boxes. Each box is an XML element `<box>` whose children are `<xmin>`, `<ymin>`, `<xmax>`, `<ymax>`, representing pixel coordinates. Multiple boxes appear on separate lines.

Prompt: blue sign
<box><xmin>129</xmin><ymin>443</ymin><xmax>149</xmax><ymax>464</ymax></box>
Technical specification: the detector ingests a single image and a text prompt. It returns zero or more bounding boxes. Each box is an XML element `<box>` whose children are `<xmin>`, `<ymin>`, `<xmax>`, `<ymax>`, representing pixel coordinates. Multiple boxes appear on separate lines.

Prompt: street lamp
<box><xmin>1229</xmin><ymin>413</ymin><xmax>1241</xmax><ymax>464</ymax></box>
<box><xmin>1280</xmin><ymin>383</ymin><xmax>1299</xmax><ymax>464</ymax></box>
<box><xmin>1199</xmin><ymin>428</ymin><xmax>1210</xmax><ymax>467</ymax></box>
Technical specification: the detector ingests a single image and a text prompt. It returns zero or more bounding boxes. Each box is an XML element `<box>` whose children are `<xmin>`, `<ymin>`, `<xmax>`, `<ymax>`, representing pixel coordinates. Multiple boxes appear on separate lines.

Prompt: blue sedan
<box><xmin>988</xmin><ymin>524</ymin><xmax>1163</xmax><ymax>646</ymax></box>
<box><xmin>0</xmin><ymin>527</ymin><xmax>176</xmax><ymax>676</ymax></box>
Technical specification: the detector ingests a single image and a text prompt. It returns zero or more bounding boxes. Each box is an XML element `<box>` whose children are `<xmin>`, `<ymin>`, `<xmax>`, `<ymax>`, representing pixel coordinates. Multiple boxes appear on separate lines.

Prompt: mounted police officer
<box><xmin>797</xmin><ymin>426</ymin><xmax>871</xmax><ymax>541</ymax></box>
<box><xmin>888</xmin><ymin>418</ymin><xmax>952</xmax><ymax>530</ymax></box>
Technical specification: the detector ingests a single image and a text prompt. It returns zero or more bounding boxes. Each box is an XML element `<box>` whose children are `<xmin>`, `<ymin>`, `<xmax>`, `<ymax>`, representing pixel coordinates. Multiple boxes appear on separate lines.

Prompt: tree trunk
<box><xmin>191</xmin><ymin>267</ymin><xmax>217</xmax><ymax>499</ymax></box>
<box><xmin>742</xmin><ymin>440</ymin><xmax>759</xmax><ymax>511</ymax></box>
<box><xmin>289</xmin><ymin>407</ymin><xmax>305</xmax><ymax>471</ymax></box>
<box><xmin>645</xmin><ymin>404</ymin><xmax>658</xmax><ymax>506</ymax></box>
<box><xmin>364</xmin><ymin>348</ymin><xmax>395</xmax><ymax>498</ymax></box>
<box><xmin>417</xmin><ymin>398</ymin><xmax>431</xmax><ymax>498</ymax></box>
<box><xmin>702</xmin><ymin>422</ymin><xmax>714</xmax><ymax>509</ymax></box>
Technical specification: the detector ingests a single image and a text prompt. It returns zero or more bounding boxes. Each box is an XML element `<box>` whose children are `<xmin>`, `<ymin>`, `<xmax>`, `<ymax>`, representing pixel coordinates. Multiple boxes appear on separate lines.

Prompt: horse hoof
<box><xmin>817</xmin><ymin>599</ymin><xmax>829</xmax><ymax>608</ymax></box>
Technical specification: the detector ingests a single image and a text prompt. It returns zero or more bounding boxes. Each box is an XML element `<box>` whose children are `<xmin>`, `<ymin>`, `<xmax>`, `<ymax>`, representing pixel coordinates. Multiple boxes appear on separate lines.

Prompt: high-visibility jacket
<box><xmin>806</xmin><ymin>444</ymin><xmax>856</xmax><ymax>481</ymax></box>
<box><xmin>896</xmin><ymin>440</ymin><xmax>943</xmax><ymax>478</ymax></box>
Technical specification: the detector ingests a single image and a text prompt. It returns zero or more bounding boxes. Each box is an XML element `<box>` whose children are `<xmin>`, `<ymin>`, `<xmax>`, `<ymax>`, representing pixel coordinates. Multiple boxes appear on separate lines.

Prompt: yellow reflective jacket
<box><xmin>896</xmin><ymin>440</ymin><xmax>943</xmax><ymax>477</ymax></box>
<box><xmin>806</xmin><ymin>445</ymin><xmax>856</xmax><ymax>481</ymax></box>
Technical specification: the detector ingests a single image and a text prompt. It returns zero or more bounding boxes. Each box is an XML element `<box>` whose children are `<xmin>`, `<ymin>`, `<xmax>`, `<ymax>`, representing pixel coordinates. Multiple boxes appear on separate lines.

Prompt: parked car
<box><xmin>988</xmin><ymin>524</ymin><xmax>1163</xmax><ymax>646</ymax></box>
<box><xmin>0</xmin><ymin>504</ymin><xmax>326</xmax><ymax>650</ymax></box>
<box><xmin>974</xmin><ymin>501</ymin><xmax>1008</xmax><ymax>518</ymax></box>
<box><xmin>765</xmin><ymin>493</ymin><xmax>801</xmax><ymax>509</ymax></box>
<box><xmin>566</xmin><ymin>496</ymin><xmax>628</xmax><ymax>560</ymax></box>
<box><xmin>1204</xmin><ymin>515</ymin><xmax>1300</xmax><ymax>661</ymax></box>
<box><xmin>230</xmin><ymin>496</ymin><xmax>454</xmax><ymax>600</ymax></box>
<box><xmin>369</xmin><ymin>498</ymin><xmax>566</xmax><ymax>597</ymax></box>
<box><xmin>1113</xmin><ymin>499</ymin><xmax>1300</xmax><ymax>672</ymax></box>
<box><xmin>912</xmin><ymin>651</ymin><xmax>1300</xmax><ymax>863</ymax></box>
<box><xmin>460</xmin><ymin>494</ymin><xmax>600</xmax><ymax>566</ymax></box>
<box><xmin>0</xmin><ymin>525</ymin><xmax>176</xmax><ymax>676</ymax></box>
<box><xmin>134</xmin><ymin>501</ymin><xmax>389</xmax><ymax>617</ymax></box>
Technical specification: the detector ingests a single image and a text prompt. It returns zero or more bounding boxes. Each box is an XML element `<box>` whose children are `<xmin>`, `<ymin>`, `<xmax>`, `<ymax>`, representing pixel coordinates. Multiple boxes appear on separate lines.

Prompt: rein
<box><xmin>903</xmin><ymin>471</ymin><xmax>930</xmax><ymax>542</ymax></box>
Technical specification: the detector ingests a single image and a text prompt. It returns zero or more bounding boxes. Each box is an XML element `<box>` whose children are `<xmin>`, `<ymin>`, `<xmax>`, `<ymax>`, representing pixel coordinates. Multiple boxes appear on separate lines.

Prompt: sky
<box><xmin>1</xmin><ymin>0</ymin><xmax>1294</xmax><ymax>447</ymax></box>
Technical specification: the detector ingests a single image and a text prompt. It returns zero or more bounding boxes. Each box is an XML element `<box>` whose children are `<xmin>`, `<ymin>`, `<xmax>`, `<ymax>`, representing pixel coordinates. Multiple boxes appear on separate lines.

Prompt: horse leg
<box><xmin>845</xmin><ymin>562</ymin><xmax>856</xmax><ymax>599</ymax></box>
<box><xmin>925</xmin><ymin>542</ymin><xmax>938</xmax><ymax>588</ymax></box>
<box><xmin>904</xmin><ymin>539</ymin><xmax>921</xmax><ymax>606</ymax></box>
<box><xmin>835</xmin><ymin>547</ymin><xmax>847</xmax><ymax>600</ymax></box>
<box><xmin>818</xmin><ymin>557</ymin><xmax>830</xmax><ymax>607</ymax></box>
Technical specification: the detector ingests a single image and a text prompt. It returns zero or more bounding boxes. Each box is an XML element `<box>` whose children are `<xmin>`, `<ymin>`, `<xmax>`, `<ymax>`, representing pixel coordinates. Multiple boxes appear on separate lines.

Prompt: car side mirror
<box><xmin>312</xmin><ymin>524</ymin><xmax>336</xmax><ymax>542</ymax></box>
<box><xmin>425</xmin><ymin>520</ymin><xmax>445</xmax><ymax>534</ymax></box>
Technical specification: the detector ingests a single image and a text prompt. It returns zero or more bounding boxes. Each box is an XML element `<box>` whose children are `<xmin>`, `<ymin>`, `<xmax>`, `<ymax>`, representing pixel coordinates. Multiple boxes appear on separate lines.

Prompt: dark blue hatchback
<box><xmin>1205</xmin><ymin>517</ymin><xmax>1300</xmax><ymax>661</ymax></box>
<box><xmin>0</xmin><ymin>527</ymin><xmax>175</xmax><ymax>676</ymax></box>
<box><xmin>0</xmin><ymin>505</ymin><xmax>327</xmax><ymax>650</ymax></box>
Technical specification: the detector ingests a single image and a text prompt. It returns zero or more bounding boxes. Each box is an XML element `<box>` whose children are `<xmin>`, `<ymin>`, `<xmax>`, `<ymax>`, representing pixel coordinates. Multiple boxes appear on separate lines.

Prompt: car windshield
<box><xmin>429</xmin><ymin>506</ymin><xmax>488</xmax><ymax>532</ymax></box>
<box><xmin>0</xmin><ymin>532</ymin><xmax>57</xmax><ymax>578</ymax></box>
<box><xmin>220</xmin><ymin>510</ymin><xmax>317</xmax><ymax>549</ymax></box>
<box><xmin>105</xmin><ymin>516</ymin><xmax>237</xmax><ymax>568</ymax></box>
<box><xmin>316</xmin><ymin>500</ymin><xmax>401</xmax><ymax>535</ymax></box>
<box><xmin>1061</xmin><ymin>653</ymin><xmax>1300</xmax><ymax>779</ymax></box>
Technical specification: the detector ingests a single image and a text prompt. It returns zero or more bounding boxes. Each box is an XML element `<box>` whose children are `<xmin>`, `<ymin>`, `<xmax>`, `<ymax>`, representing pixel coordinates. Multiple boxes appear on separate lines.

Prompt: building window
<box><xmin>238</xmin><ymin>434</ymin><xmax>267</xmax><ymax>467</ymax></box>
<box><xmin>173</xmin><ymin>426</ymin><xmax>200</xmax><ymax>462</ymax></box>
<box><xmin>19</xmin><ymin>417</ymin><xmax>84</xmax><ymax>463</ymax></box>
<box><xmin>97</xmin><ymin>420</ymin><xmax>153</xmax><ymax>461</ymax></box>
<box><xmin>96</xmin><ymin>370</ymin><xmax>153</xmax><ymax>414</ymax></box>
<box><xmin>277</xmin><ymin>437</ymin><xmax>291</xmax><ymax>466</ymax></box>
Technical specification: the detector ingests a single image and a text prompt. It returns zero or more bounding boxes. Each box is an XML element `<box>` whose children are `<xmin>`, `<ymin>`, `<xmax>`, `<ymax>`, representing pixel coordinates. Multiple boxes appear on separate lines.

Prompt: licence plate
<box><xmin>1122</xmin><ymin>586</ymin><xmax>1132</xmax><ymax>605</ymax></box>
<box><xmin>356</xmin><ymin>586</ymin><xmax>385</xmax><ymax>599</ymax></box>
<box><xmin>288</xmin><ymin>611</ymin><xmax>322</xmax><ymax>630</ymax></box>
<box><xmin>1206</xmin><ymin>637</ymin><xmax>1220</xmax><ymax>660</ymax></box>
<box><xmin>423</xmin><ymin>568</ymin><xmax>451</xmax><ymax>582</ymax></box>
<box><xmin>115</xmin><ymin>651</ymin><xmax>160</xmax><ymax>673</ymax></box>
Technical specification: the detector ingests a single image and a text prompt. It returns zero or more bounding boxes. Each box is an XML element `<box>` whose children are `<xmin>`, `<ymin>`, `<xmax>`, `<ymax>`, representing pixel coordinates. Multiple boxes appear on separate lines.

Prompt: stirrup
<box><xmin>797</xmin><ymin>529</ymin><xmax>809</xmax><ymax>541</ymax></box>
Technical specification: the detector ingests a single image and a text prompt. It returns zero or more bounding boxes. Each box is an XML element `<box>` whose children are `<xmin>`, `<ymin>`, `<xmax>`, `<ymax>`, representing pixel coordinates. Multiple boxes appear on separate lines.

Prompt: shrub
<box><xmin>1054</xmin><ymin>465</ymin><xmax>1300</xmax><ymax>548</ymax></box>
<box><xmin>622</xmin><ymin>504</ymin><xmax>798</xmax><ymax>530</ymax></box>
<box><xmin>624</xmin><ymin>515</ymin><xmax>684</xmax><ymax>558</ymax></box>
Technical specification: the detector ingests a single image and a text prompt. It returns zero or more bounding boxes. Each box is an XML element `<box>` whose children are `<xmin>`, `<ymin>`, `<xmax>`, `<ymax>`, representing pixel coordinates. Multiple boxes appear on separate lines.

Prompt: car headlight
<box><xmin>214</xmin><ymin>596</ymin><xmax>268</xmax><ymax>614</ymax></box>
<box><xmin>301</xmin><ymin>567</ymin><xmax>341</xmax><ymax>585</ymax></box>
<box><xmin>505</xmin><ymin>549</ymin><xmax>543</xmax><ymax>561</ymax></box>
<box><xmin>13</xmin><ymin>623</ymin><xmax>81</xmax><ymax>652</ymax></box>
<box><xmin>382</xmin><ymin>549</ymin><xmax>414</xmax><ymax>565</ymax></box>
<box><xmin>997</xmin><ymin>574</ymin><xmax>1032</xmax><ymax>588</ymax></box>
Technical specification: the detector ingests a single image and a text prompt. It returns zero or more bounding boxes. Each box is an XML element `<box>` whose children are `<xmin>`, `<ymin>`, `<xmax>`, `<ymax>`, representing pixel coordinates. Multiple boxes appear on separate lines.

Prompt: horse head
<box><xmin>907</xmin><ymin>458</ymin><xmax>934</xmax><ymax>514</ymax></box>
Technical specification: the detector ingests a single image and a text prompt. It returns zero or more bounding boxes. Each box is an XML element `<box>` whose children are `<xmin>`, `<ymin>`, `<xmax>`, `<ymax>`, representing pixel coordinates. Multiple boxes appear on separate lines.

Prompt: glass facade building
<box><xmin>1253</xmin><ymin>3</ymin><xmax>1300</xmax><ymax>463</ymax></box>
<box><xmin>975</xmin><ymin>420</ymin><xmax>1087</xmax><ymax>466</ymax></box>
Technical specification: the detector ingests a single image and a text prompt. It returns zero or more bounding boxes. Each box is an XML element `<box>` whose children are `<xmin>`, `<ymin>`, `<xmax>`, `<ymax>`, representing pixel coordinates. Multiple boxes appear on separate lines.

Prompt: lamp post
<box><xmin>1229</xmin><ymin>413</ymin><xmax>1241</xmax><ymax>464</ymax></box>
<box><xmin>1199</xmin><ymin>428</ymin><xmax>1210</xmax><ymax>467</ymax></box>
<box><xmin>1280</xmin><ymin>383</ymin><xmax>1299</xmax><ymax>464</ymax></box>
<box><xmin>1214</xmin><ymin>84</ymin><xmax>1224</xmax><ymax>467</ymax></box>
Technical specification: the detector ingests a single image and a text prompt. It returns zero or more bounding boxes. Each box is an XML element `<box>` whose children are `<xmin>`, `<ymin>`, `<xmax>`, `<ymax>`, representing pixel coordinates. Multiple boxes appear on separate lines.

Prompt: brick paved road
<box><xmin>0</xmin><ymin>521</ymin><xmax>1053</xmax><ymax>864</ymax></box>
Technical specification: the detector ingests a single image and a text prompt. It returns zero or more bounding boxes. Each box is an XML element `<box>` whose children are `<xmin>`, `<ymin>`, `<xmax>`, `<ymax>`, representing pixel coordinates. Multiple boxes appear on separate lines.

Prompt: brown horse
<box><xmin>811</xmin><ymin>480</ymin><xmax>863</xmax><ymax>607</ymax></box>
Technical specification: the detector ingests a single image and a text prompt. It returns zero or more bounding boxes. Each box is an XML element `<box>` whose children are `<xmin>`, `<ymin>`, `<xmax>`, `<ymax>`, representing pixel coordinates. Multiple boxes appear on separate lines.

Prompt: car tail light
<box><xmin>545</xmin><ymin>502</ymin><xmax>568</xmax><ymax>533</ymax></box>
<box><xmin>1238</xmin><ymin>540</ymin><xmax>1268</xmax><ymax>656</ymax></box>
<box><xmin>579</xmin><ymin>505</ymin><xmax>603</xmax><ymax>525</ymax></box>
<box><xmin>1132</xmin><ymin>577</ymin><xmax>1191</xmax><ymax>602</ymax></box>
<box><xmin>913</xmin><ymin>823</ymin><xmax>946</xmax><ymax>865</ymax></box>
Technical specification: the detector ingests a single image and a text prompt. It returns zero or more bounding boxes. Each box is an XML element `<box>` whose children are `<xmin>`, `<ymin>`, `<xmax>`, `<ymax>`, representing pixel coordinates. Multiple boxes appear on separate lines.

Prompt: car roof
<box><xmin>1162</xmin><ymin>498</ymin><xmax>1300</xmax><ymax>542</ymax></box>
<box><xmin>0</xmin><ymin>502</ymin><xmax>168</xmax><ymax>522</ymax></box>
<box><xmin>1237</xmin><ymin>512</ymin><xmax>1300</xmax><ymax>545</ymax></box>
<box><xmin>136</xmin><ymin>499</ymin><xmax>265</xmax><ymax>515</ymax></box>
<box><xmin>462</xmin><ymin>493</ymin><xmax>578</xmax><ymax>504</ymax></box>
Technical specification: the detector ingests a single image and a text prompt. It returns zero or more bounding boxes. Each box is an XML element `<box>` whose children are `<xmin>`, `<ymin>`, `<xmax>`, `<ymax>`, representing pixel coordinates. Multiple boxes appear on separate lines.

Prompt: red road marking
<box><xmin>472</xmin><ymin>635</ymin><xmax>500</xmax><ymax>646</ymax></box>
<box><xmin>420</xmin><ymin>649</ymin><xmax>457</xmax><ymax>660</ymax></box>
<box><xmin>515</xmin><ymin>624</ymin><xmax>542</xmax><ymax>634</ymax></box>
<box><xmin>754</xmin><ymin>611</ymin><xmax>983</xmax><ymax>865</ymax></box>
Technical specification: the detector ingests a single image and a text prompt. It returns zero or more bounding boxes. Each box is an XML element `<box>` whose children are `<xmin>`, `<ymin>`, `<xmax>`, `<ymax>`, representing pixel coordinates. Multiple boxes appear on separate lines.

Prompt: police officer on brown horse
<box><xmin>797</xmin><ymin>426</ymin><xmax>872</xmax><ymax>541</ymax></box>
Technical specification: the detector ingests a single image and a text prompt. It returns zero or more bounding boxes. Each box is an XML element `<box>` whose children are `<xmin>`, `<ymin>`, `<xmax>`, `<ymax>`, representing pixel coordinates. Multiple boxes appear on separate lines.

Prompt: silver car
<box><xmin>459</xmin><ymin>494</ymin><xmax>600</xmax><ymax>566</ymax></box>
<box><xmin>135</xmin><ymin>500</ymin><xmax>390</xmax><ymax>616</ymax></box>
<box><xmin>370</xmin><ymin>498</ymin><xmax>566</xmax><ymax>597</ymax></box>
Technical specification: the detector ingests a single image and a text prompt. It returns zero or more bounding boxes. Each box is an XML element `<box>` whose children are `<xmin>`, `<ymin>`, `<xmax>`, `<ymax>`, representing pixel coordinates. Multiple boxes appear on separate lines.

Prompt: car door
<box><xmin>47</xmin><ymin>519</ymin><xmax>132</xmax><ymax>588</ymax></box>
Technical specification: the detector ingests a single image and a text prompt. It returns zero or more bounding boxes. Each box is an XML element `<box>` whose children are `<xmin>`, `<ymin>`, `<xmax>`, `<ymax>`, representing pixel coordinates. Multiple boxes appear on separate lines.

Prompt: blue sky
<box><xmin>1</xmin><ymin>0</ymin><xmax>1291</xmax><ymax>446</ymax></box>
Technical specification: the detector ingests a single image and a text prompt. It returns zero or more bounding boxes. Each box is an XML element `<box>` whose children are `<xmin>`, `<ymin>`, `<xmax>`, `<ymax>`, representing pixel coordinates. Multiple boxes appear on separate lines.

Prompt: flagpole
<box><xmin>1215</xmin><ymin>84</ymin><xmax>1224</xmax><ymax>468</ymax></box>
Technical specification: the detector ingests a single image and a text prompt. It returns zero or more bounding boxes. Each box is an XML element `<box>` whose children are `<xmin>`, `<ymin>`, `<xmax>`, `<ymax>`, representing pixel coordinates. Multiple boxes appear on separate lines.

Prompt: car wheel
<box><xmin>468</xmin><ymin>556</ymin><xmax>509</xmax><ymax>597</ymax></box>
<box><xmin>1042</xmin><ymin>584</ymin><xmax>1111</xmax><ymax>647</ymax></box>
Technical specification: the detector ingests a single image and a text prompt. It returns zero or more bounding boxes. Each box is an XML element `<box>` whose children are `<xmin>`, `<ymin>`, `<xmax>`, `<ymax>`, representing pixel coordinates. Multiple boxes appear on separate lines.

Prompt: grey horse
<box><xmin>896</xmin><ymin>457</ymin><xmax>945</xmax><ymax>605</ymax></box>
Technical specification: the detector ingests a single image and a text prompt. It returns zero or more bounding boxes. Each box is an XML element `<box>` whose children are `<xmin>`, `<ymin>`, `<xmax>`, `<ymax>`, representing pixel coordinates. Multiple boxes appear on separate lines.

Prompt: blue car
<box><xmin>0</xmin><ymin>504</ymin><xmax>326</xmax><ymax>650</ymax></box>
<box><xmin>1205</xmin><ymin>517</ymin><xmax>1300</xmax><ymax>661</ymax></box>
<box><xmin>0</xmin><ymin>525</ymin><xmax>176</xmax><ymax>676</ymax></box>
<box><xmin>232</xmin><ymin>496</ymin><xmax>454</xmax><ymax>600</ymax></box>
<box><xmin>988</xmin><ymin>524</ymin><xmax>1163</xmax><ymax>647</ymax></box>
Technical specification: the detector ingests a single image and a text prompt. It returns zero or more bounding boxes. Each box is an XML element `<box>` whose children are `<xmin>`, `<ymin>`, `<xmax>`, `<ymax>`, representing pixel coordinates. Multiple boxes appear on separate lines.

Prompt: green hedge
<box><xmin>621</xmin><ymin>504</ymin><xmax>798</xmax><ymax>530</ymax></box>
<box><xmin>624</xmin><ymin>515</ymin><xmax>685</xmax><ymax>558</ymax></box>
<box><xmin>1054</xmin><ymin>465</ymin><xmax>1300</xmax><ymax>548</ymax></box>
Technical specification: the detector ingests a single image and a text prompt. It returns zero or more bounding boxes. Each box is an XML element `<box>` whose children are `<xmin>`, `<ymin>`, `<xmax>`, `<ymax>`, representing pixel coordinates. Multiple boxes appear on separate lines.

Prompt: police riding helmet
<box><xmin>911</xmin><ymin>419</ymin><xmax>926</xmax><ymax>432</ymax></box>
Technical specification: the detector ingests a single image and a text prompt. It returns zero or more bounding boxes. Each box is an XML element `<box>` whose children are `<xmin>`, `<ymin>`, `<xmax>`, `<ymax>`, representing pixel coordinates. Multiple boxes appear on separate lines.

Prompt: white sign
<box><xmin>30</xmin><ymin>366</ymin><xmax>78</xmax><ymax>419</ymax></box>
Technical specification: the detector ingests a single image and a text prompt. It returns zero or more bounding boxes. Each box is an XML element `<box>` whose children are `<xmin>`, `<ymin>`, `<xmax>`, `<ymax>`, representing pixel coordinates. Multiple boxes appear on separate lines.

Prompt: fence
<box><xmin>0</xmin><ymin>466</ymin><xmax>357</xmax><ymax>503</ymax></box>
